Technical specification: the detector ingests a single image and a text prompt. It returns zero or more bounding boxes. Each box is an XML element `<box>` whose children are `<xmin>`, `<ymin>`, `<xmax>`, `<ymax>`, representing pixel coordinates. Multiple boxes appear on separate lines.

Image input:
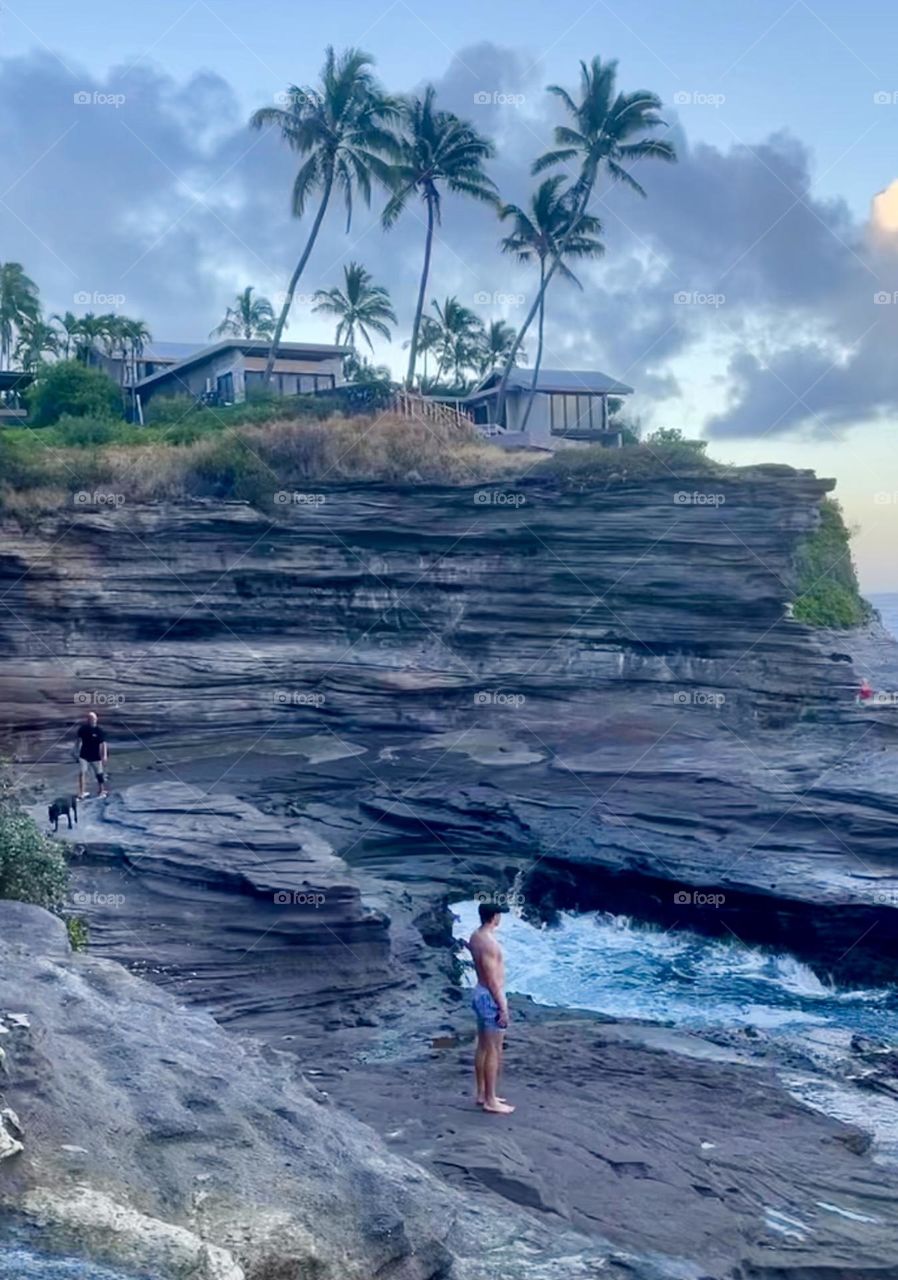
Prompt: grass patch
<box><xmin>531</xmin><ymin>439</ymin><xmax>718</xmax><ymax>488</ymax></box>
<box><xmin>0</xmin><ymin>773</ymin><xmax>68</xmax><ymax>911</ymax></box>
<box><xmin>792</xmin><ymin>498</ymin><xmax>871</xmax><ymax>628</ymax></box>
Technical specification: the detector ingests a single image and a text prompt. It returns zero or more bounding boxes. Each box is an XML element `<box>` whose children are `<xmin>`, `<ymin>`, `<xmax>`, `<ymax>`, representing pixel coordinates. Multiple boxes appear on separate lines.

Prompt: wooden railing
<box><xmin>389</xmin><ymin>390</ymin><xmax>473</xmax><ymax>430</ymax></box>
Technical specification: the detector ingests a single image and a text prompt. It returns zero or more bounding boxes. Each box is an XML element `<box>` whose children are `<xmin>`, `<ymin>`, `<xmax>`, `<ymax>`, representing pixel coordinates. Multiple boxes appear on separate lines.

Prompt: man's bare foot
<box><xmin>476</xmin><ymin>1096</ymin><xmax>506</xmax><ymax>1106</ymax></box>
<box><xmin>482</xmin><ymin>1099</ymin><xmax>515</xmax><ymax>1114</ymax></box>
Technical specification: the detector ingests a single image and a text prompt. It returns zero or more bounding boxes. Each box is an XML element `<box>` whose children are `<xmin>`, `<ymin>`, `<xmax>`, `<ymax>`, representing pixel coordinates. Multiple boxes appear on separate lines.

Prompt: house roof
<box><xmin>139</xmin><ymin>341</ymin><xmax>207</xmax><ymax>363</ymax></box>
<box><xmin>467</xmin><ymin>367</ymin><xmax>634</xmax><ymax>400</ymax></box>
<box><xmin>0</xmin><ymin>370</ymin><xmax>33</xmax><ymax>391</ymax></box>
<box><xmin>134</xmin><ymin>339</ymin><xmax>351</xmax><ymax>390</ymax></box>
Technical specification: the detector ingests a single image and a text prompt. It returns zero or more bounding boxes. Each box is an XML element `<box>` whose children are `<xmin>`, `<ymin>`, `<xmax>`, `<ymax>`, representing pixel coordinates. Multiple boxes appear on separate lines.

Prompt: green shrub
<box><xmin>66</xmin><ymin>916</ymin><xmax>89</xmax><ymax>951</ymax></box>
<box><xmin>52</xmin><ymin>414</ymin><xmax>141</xmax><ymax>447</ymax></box>
<box><xmin>27</xmin><ymin>360</ymin><xmax>123</xmax><ymax>427</ymax></box>
<box><xmin>0</xmin><ymin>810</ymin><xmax>68</xmax><ymax>909</ymax></box>
<box><xmin>792</xmin><ymin>498</ymin><xmax>871</xmax><ymax>627</ymax></box>
<box><xmin>533</xmin><ymin>441</ymin><xmax>717</xmax><ymax>488</ymax></box>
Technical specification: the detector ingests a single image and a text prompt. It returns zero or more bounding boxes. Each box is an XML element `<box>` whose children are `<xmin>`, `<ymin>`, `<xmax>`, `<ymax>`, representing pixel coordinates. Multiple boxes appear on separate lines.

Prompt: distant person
<box><xmin>75</xmin><ymin>710</ymin><xmax>108</xmax><ymax>798</ymax></box>
<box><xmin>468</xmin><ymin>903</ymin><xmax>514</xmax><ymax>1114</ymax></box>
<box><xmin>858</xmin><ymin>677</ymin><xmax>874</xmax><ymax>703</ymax></box>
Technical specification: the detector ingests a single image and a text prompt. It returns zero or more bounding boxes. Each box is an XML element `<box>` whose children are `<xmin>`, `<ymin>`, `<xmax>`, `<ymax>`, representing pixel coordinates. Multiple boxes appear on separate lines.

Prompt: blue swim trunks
<box><xmin>472</xmin><ymin>983</ymin><xmax>504</xmax><ymax>1032</ymax></box>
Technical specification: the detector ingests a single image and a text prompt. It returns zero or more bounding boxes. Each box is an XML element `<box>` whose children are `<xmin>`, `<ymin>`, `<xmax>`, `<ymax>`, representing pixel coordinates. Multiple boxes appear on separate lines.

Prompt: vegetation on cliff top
<box><xmin>792</xmin><ymin>498</ymin><xmax>871</xmax><ymax>628</ymax></box>
<box><xmin>0</xmin><ymin>772</ymin><xmax>68</xmax><ymax>911</ymax></box>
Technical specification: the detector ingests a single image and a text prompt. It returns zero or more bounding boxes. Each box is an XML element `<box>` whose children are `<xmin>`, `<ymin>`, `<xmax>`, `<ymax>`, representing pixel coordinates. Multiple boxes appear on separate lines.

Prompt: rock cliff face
<box><xmin>3</xmin><ymin>474</ymin><xmax>897</xmax><ymax>993</ymax></box>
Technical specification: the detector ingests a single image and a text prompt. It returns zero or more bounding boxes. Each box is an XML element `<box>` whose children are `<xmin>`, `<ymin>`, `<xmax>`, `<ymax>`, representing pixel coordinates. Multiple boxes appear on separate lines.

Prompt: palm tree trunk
<box><xmin>494</xmin><ymin>182</ymin><xmax>594</xmax><ymax>427</ymax></box>
<box><xmin>262</xmin><ymin>170</ymin><xmax>334</xmax><ymax>389</ymax></box>
<box><xmin>520</xmin><ymin>261</ymin><xmax>546</xmax><ymax>433</ymax></box>
<box><xmin>405</xmin><ymin>194</ymin><xmax>435</xmax><ymax>390</ymax></box>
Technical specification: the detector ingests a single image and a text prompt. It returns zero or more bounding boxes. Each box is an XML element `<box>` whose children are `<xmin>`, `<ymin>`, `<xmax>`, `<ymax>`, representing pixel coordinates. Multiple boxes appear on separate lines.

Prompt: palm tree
<box><xmin>403</xmin><ymin>314</ymin><xmax>442</xmax><ymax>387</ymax></box>
<box><xmin>14</xmin><ymin>318</ymin><xmax>58</xmax><ymax>372</ymax></box>
<box><xmin>0</xmin><ymin>263</ymin><xmax>40</xmax><ymax>367</ymax></box>
<box><xmin>312</xmin><ymin>261</ymin><xmax>396</xmax><ymax>352</ymax></box>
<box><xmin>500</xmin><ymin>175</ymin><xmax>604</xmax><ymax>428</ymax></box>
<box><xmin>429</xmin><ymin>296</ymin><xmax>484</xmax><ymax>388</ymax></box>
<box><xmin>381</xmin><ymin>87</ymin><xmax>498</xmax><ymax>389</ymax></box>
<box><xmin>70</xmin><ymin>312</ymin><xmax>111</xmax><ymax>363</ymax></box>
<box><xmin>250</xmin><ymin>47</ymin><xmax>398</xmax><ymax>389</ymax></box>
<box><xmin>494</xmin><ymin>57</ymin><xmax>675</xmax><ymax>426</ymax></box>
<box><xmin>476</xmin><ymin>319</ymin><xmax>525</xmax><ymax>378</ymax></box>
<box><xmin>118</xmin><ymin>316</ymin><xmax>152</xmax><ymax>387</ymax></box>
<box><xmin>212</xmin><ymin>286</ymin><xmax>275</xmax><ymax>340</ymax></box>
<box><xmin>50</xmin><ymin>310</ymin><xmax>82</xmax><ymax>360</ymax></box>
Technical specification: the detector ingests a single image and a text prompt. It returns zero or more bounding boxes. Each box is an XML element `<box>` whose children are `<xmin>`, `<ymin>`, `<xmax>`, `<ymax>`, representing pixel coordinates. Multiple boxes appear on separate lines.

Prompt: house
<box><xmin>0</xmin><ymin>370</ymin><xmax>32</xmax><ymax>425</ymax></box>
<box><xmin>462</xmin><ymin>367</ymin><xmax>634</xmax><ymax>451</ymax></box>
<box><xmin>112</xmin><ymin>339</ymin><xmax>349</xmax><ymax>416</ymax></box>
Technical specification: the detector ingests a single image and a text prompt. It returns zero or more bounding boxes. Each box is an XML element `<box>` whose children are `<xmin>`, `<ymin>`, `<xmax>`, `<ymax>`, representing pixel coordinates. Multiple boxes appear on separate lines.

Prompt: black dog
<box><xmin>48</xmin><ymin>795</ymin><xmax>78</xmax><ymax>832</ymax></box>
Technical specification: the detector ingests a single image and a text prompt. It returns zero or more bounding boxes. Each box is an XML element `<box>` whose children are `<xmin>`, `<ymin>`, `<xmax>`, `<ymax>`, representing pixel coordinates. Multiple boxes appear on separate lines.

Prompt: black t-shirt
<box><xmin>77</xmin><ymin>724</ymin><xmax>106</xmax><ymax>761</ymax></box>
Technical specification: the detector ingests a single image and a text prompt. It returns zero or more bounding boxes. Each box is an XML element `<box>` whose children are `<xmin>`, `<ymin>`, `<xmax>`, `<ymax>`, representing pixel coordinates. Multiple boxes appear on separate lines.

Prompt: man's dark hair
<box><xmin>478</xmin><ymin>902</ymin><xmax>507</xmax><ymax>925</ymax></box>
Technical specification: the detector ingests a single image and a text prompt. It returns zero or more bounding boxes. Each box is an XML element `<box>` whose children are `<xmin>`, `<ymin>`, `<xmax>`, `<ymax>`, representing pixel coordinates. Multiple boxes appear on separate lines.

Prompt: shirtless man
<box><xmin>468</xmin><ymin>902</ymin><xmax>514</xmax><ymax>1114</ymax></box>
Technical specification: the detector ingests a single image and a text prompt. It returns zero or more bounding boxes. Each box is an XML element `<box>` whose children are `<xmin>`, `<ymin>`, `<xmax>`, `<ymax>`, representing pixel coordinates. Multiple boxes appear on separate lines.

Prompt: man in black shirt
<box><xmin>76</xmin><ymin>710</ymin><xmax>108</xmax><ymax>799</ymax></box>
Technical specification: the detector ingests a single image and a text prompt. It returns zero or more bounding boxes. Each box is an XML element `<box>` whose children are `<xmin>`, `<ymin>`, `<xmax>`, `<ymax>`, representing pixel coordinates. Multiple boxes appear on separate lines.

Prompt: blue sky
<box><xmin>2</xmin><ymin>0</ymin><xmax>898</xmax><ymax>586</ymax></box>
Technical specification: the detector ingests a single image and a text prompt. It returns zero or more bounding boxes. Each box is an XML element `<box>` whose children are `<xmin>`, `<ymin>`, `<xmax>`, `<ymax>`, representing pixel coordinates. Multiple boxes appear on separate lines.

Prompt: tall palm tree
<box><xmin>477</xmin><ymin>319</ymin><xmax>525</xmax><ymax>378</ymax></box>
<box><xmin>250</xmin><ymin>47</ymin><xmax>398</xmax><ymax>388</ymax></box>
<box><xmin>70</xmin><ymin>312</ymin><xmax>112</xmax><ymax>363</ymax></box>
<box><xmin>403</xmin><ymin>314</ymin><xmax>442</xmax><ymax>387</ymax></box>
<box><xmin>312</xmin><ymin>261</ymin><xmax>396</xmax><ymax>351</ymax></box>
<box><xmin>381</xmin><ymin>87</ymin><xmax>498</xmax><ymax>389</ymax></box>
<box><xmin>494</xmin><ymin>57</ymin><xmax>675</xmax><ymax>426</ymax></box>
<box><xmin>50</xmin><ymin>310</ymin><xmax>82</xmax><ymax>360</ymax></box>
<box><xmin>500</xmin><ymin>175</ymin><xmax>604</xmax><ymax>428</ymax></box>
<box><xmin>14</xmin><ymin>318</ymin><xmax>58</xmax><ymax>372</ymax></box>
<box><xmin>118</xmin><ymin>316</ymin><xmax>153</xmax><ymax>386</ymax></box>
<box><xmin>0</xmin><ymin>263</ymin><xmax>40</xmax><ymax>367</ymax></box>
<box><xmin>212</xmin><ymin>286</ymin><xmax>275</xmax><ymax>340</ymax></box>
<box><xmin>429</xmin><ymin>296</ymin><xmax>484</xmax><ymax>388</ymax></box>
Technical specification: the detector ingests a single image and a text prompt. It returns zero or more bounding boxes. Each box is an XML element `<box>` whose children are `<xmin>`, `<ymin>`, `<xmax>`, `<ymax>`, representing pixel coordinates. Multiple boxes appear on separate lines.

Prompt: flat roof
<box><xmin>468</xmin><ymin>367</ymin><xmax>634</xmax><ymax>399</ymax></box>
<box><xmin>0</xmin><ymin>370</ymin><xmax>33</xmax><ymax>390</ymax></box>
<box><xmin>135</xmin><ymin>339</ymin><xmax>350</xmax><ymax>390</ymax></box>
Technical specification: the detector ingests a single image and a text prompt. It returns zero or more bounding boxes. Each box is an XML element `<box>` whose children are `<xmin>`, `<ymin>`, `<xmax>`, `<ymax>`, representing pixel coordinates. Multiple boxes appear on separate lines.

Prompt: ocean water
<box><xmin>453</xmin><ymin>901</ymin><xmax>897</xmax><ymax>1038</ymax></box>
<box><xmin>871</xmin><ymin>592</ymin><xmax>898</xmax><ymax>640</ymax></box>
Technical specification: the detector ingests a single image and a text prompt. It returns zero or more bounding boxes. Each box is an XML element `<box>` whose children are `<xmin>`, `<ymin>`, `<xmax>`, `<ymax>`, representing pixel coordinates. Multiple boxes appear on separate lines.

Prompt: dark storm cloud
<box><xmin>0</xmin><ymin>43</ymin><xmax>894</xmax><ymax>437</ymax></box>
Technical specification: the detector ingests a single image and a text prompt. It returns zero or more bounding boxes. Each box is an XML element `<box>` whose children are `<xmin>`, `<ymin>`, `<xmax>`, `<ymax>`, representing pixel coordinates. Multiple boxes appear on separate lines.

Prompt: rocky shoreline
<box><xmin>2</xmin><ymin>478</ymin><xmax>898</xmax><ymax>1277</ymax></box>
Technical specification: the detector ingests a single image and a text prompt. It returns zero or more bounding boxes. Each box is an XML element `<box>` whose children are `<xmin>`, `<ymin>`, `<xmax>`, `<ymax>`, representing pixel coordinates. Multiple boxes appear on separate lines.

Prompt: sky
<box><xmin>1</xmin><ymin>0</ymin><xmax>897</xmax><ymax>588</ymax></box>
